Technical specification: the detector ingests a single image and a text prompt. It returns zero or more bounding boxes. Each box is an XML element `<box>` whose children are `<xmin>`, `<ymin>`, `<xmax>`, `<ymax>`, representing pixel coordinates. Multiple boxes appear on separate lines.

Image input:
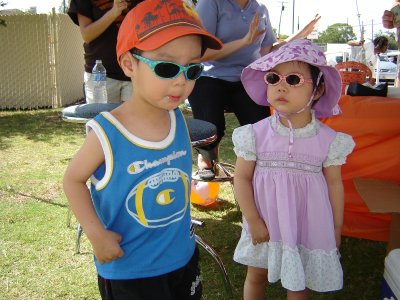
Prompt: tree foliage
<box><xmin>1</xmin><ymin>1</ymin><xmax>6</xmax><ymax>27</ymax></box>
<box><xmin>375</xmin><ymin>30</ymin><xmax>398</xmax><ymax>50</ymax></box>
<box><xmin>316</xmin><ymin>23</ymin><xmax>357</xmax><ymax>43</ymax></box>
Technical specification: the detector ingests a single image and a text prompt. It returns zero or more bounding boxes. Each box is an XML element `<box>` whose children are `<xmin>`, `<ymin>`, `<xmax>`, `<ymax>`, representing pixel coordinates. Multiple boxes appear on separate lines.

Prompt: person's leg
<box><xmin>120</xmin><ymin>81</ymin><xmax>133</xmax><ymax>102</ymax></box>
<box><xmin>174</xmin><ymin>246</ymin><xmax>202</xmax><ymax>299</ymax></box>
<box><xmin>230</xmin><ymin>81</ymin><xmax>270</xmax><ymax>126</ymax></box>
<box><xmin>84</xmin><ymin>72</ymin><xmax>94</xmax><ymax>104</ymax></box>
<box><xmin>287</xmin><ymin>289</ymin><xmax>309</xmax><ymax>300</ymax></box>
<box><xmin>97</xmin><ymin>274</ymin><xmax>173</xmax><ymax>300</ymax></box>
<box><xmin>106</xmin><ymin>78</ymin><xmax>125</xmax><ymax>103</ymax></box>
<box><xmin>188</xmin><ymin>77</ymin><xmax>227</xmax><ymax>176</ymax></box>
<box><xmin>243</xmin><ymin>266</ymin><xmax>268</xmax><ymax>300</ymax></box>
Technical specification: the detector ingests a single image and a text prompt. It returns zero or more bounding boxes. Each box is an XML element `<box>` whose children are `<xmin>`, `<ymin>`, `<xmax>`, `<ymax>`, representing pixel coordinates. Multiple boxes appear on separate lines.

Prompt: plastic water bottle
<box><xmin>91</xmin><ymin>60</ymin><xmax>108</xmax><ymax>103</ymax></box>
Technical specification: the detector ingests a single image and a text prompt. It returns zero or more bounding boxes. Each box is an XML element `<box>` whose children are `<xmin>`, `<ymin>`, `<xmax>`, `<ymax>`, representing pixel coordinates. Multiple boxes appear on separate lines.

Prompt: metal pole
<box><xmin>278</xmin><ymin>2</ymin><xmax>285</xmax><ymax>38</ymax></box>
<box><xmin>371</xmin><ymin>19</ymin><xmax>374</xmax><ymax>40</ymax></box>
<box><xmin>292</xmin><ymin>0</ymin><xmax>295</xmax><ymax>34</ymax></box>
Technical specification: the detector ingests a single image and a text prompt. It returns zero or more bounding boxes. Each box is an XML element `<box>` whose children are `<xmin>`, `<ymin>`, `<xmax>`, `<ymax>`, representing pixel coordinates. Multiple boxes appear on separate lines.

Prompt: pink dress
<box><xmin>233</xmin><ymin>112</ymin><xmax>355</xmax><ymax>292</ymax></box>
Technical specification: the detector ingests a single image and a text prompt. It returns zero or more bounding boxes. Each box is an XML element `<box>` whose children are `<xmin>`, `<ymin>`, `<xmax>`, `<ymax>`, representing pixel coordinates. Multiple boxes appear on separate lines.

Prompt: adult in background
<box><xmin>68</xmin><ymin>0</ymin><xmax>141</xmax><ymax>103</ymax></box>
<box><xmin>347</xmin><ymin>36</ymin><xmax>389</xmax><ymax>77</ymax></box>
<box><xmin>189</xmin><ymin>0</ymin><xmax>320</xmax><ymax>180</ymax></box>
<box><xmin>383</xmin><ymin>1</ymin><xmax>400</xmax><ymax>87</ymax></box>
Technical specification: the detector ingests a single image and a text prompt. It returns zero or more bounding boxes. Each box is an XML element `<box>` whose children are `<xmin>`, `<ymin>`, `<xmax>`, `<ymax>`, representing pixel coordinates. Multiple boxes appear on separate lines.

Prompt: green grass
<box><xmin>0</xmin><ymin>109</ymin><xmax>386</xmax><ymax>299</ymax></box>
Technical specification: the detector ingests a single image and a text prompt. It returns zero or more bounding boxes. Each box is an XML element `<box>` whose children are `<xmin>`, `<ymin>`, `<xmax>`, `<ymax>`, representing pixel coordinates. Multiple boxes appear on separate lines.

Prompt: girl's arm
<box><xmin>234</xmin><ymin>157</ymin><xmax>269</xmax><ymax>245</ymax></box>
<box><xmin>323</xmin><ymin>165</ymin><xmax>344</xmax><ymax>248</ymax></box>
<box><xmin>77</xmin><ymin>0</ymin><xmax>128</xmax><ymax>43</ymax></box>
<box><xmin>63</xmin><ymin>130</ymin><xmax>124</xmax><ymax>263</ymax></box>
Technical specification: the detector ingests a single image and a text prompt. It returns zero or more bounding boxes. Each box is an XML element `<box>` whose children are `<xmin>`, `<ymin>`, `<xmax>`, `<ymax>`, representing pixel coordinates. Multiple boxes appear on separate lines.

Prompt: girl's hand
<box><xmin>89</xmin><ymin>229</ymin><xmax>125</xmax><ymax>264</ymax></box>
<box><xmin>243</xmin><ymin>12</ymin><xmax>266</xmax><ymax>46</ymax></box>
<box><xmin>247</xmin><ymin>217</ymin><xmax>269</xmax><ymax>245</ymax></box>
<box><xmin>111</xmin><ymin>0</ymin><xmax>129</xmax><ymax>19</ymax></box>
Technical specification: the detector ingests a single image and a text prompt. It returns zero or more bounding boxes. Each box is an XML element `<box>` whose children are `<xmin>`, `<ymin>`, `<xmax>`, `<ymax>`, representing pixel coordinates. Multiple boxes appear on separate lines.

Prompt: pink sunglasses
<box><xmin>264</xmin><ymin>71</ymin><xmax>314</xmax><ymax>87</ymax></box>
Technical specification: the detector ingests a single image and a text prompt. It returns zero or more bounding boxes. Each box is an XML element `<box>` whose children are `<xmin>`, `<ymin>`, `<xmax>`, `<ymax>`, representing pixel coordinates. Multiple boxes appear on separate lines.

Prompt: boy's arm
<box><xmin>77</xmin><ymin>0</ymin><xmax>129</xmax><ymax>43</ymax></box>
<box><xmin>323</xmin><ymin>165</ymin><xmax>344</xmax><ymax>249</ymax></box>
<box><xmin>63</xmin><ymin>130</ymin><xmax>124</xmax><ymax>263</ymax></box>
<box><xmin>234</xmin><ymin>157</ymin><xmax>269</xmax><ymax>245</ymax></box>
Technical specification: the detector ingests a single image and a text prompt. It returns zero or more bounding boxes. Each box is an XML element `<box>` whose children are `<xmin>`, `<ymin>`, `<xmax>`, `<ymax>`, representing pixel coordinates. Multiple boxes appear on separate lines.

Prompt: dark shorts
<box><xmin>98</xmin><ymin>247</ymin><xmax>202</xmax><ymax>300</ymax></box>
<box><xmin>188</xmin><ymin>76</ymin><xmax>270</xmax><ymax>146</ymax></box>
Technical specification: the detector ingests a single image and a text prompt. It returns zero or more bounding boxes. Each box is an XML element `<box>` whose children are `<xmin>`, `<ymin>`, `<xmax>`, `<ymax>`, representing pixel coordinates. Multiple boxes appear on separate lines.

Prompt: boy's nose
<box><xmin>174</xmin><ymin>71</ymin><xmax>187</xmax><ymax>84</ymax></box>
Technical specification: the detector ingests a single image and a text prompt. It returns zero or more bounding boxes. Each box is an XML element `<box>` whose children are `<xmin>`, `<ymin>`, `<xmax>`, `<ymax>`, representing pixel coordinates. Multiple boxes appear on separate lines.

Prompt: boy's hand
<box><xmin>89</xmin><ymin>229</ymin><xmax>124</xmax><ymax>264</ymax></box>
<box><xmin>247</xmin><ymin>217</ymin><xmax>269</xmax><ymax>245</ymax></box>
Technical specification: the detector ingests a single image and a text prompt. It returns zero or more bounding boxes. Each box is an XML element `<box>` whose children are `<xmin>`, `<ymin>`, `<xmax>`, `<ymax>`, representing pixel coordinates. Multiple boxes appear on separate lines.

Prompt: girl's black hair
<box><xmin>308</xmin><ymin>64</ymin><xmax>324</xmax><ymax>105</ymax></box>
<box><xmin>309</xmin><ymin>64</ymin><xmax>324</xmax><ymax>89</ymax></box>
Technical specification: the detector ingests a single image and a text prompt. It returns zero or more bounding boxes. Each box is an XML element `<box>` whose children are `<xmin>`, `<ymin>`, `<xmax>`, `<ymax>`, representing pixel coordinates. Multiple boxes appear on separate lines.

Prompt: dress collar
<box><xmin>270</xmin><ymin>110</ymin><xmax>319</xmax><ymax>138</ymax></box>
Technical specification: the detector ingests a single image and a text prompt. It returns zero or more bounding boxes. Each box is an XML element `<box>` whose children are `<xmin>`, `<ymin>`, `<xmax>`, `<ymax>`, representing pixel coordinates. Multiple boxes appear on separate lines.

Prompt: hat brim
<box><xmin>241</xmin><ymin>60</ymin><xmax>342</xmax><ymax>118</ymax></box>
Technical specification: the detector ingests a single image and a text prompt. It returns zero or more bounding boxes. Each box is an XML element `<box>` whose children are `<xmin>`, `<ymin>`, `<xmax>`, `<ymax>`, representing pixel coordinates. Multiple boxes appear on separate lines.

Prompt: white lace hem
<box><xmin>233</xmin><ymin>230</ymin><xmax>343</xmax><ymax>292</ymax></box>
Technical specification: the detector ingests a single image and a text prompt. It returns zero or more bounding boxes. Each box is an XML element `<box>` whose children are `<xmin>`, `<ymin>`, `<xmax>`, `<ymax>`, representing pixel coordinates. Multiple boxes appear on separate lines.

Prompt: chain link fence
<box><xmin>0</xmin><ymin>11</ymin><xmax>84</xmax><ymax>109</ymax></box>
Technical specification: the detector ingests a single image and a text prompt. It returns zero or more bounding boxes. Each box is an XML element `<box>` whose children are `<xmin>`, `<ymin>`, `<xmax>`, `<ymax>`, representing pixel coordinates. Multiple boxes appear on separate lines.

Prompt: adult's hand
<box><xmin>243</xmin><ymin>12</ymin><xmax>266</xmax><ymax>46</ymax></box>
<box><xmin>111</xmin><ymin>0</ymin><xmax>129</xmax><ymax>19</ymax></box>
<box><xmin>383</xmin><ymin>10</ymin><xmax>395</xmax><ymax>29</ymax></box>
<box><xmin>296</xmin><ymin>14</ymin><xmax>321</xmax><ymax>40</ymax></box>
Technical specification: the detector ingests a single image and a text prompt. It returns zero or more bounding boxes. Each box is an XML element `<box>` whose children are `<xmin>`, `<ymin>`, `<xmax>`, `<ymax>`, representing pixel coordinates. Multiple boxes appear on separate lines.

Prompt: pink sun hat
<box><xmin>241</xmin><ymin>39</ymin><xmax>342</xmax><ymax>118</ymax></box>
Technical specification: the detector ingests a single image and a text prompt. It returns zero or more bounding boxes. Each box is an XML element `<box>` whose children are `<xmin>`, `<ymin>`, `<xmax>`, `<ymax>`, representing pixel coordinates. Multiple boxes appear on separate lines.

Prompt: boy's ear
<box><xmin>313</xmin><ymin>82</ymin><xmax>325</xmax><ymax>100</ymax></box>
<box><xmin>119</xmin><ymin>52</ymin><xmax>135</xmax><ymax>77</ymax></box>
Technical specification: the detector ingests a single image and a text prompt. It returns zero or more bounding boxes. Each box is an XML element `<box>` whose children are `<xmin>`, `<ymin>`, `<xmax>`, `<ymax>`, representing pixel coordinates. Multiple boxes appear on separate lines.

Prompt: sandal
<box><xmin>193</xmin><ymin>168</ymin><xmax>215</xmax><ymax>180</ymax></box>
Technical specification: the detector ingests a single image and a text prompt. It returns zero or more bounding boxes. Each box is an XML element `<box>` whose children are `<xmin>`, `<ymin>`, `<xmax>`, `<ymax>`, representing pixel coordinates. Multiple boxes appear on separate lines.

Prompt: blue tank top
<box><xmin>86</xmin><ymin>108</ymin><xmax>195</xmax><ymax>279</ymax></box>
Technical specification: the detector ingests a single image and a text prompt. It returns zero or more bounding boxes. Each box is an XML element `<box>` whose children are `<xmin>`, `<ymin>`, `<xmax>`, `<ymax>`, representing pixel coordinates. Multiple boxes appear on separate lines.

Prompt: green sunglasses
<box><xmin>131</xmin><ymin>53</ymin><xmax>204</xmax><ymax>81</ymax></box>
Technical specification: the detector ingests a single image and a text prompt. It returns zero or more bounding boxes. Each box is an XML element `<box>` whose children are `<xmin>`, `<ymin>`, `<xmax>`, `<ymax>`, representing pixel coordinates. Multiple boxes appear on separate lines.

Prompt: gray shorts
<box><xmin>84</xmin><ymin>72</ymin><xmax>132</xmax><ymax>104</ymax></box>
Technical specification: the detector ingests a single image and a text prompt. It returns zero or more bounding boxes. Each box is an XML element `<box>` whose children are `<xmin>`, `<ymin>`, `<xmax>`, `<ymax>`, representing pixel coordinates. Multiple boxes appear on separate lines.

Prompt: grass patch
<box><xmin>0</xmin><ymin>109</ymin><xmax>386</xmax><ymax>299</ymax></box>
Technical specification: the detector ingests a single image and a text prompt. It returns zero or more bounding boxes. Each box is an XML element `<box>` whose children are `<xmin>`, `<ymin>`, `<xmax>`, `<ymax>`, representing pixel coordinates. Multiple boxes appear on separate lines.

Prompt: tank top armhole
<box><xmin>86</xmin><ymin>118</ymin><xmax>113</xmax><ymax>191</ymax></box>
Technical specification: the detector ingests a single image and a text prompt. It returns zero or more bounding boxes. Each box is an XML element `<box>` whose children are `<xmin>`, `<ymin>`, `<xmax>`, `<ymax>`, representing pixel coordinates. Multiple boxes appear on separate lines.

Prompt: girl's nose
<box><xmin>277</xmin><ymin>81</ymin><xmax>288</xmax><ymax>92</ymax></box>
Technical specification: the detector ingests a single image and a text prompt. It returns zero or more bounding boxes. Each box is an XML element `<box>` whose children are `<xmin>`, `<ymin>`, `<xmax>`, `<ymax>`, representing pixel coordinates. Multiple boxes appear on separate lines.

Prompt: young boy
<box><xmin>63</xmin><ymin>0</ymin><xmax>222</xmax><ymax>298</ymax></box>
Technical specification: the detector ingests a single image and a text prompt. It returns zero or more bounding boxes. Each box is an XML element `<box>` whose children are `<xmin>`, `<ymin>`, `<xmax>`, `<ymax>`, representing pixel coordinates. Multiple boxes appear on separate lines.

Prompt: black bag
<box><xmin>345</xmin><ymin>82</ymin><xmax>388</xmax><ymax>97</ymax></box>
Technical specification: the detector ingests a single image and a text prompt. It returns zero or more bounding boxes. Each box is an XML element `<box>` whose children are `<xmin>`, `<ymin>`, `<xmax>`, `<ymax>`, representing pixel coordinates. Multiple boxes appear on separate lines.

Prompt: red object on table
<box><xmin>322</xmin><ymin>95</ymin><xmax>400</xmax><ymax>242</ymax></box>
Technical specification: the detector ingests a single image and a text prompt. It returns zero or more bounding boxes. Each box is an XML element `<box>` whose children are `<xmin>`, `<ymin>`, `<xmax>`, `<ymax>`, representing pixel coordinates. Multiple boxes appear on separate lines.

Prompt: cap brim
<box><xmin>135</xmin><ymin>25</ymin><xmax>222</xmax><ymax>52</ymax></box>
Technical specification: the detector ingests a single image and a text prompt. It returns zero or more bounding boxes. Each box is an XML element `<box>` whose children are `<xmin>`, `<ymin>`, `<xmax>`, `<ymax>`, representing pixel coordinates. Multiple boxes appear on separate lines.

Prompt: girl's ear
<box><xmin>119</xmin><ymin>52</ymin><xmax>136</xmax><ymax>77</ymax></box>
<box><xmin>313</xmin><ymin>81</ymin><xmax>325</xmax><ymax>100</ymax></box>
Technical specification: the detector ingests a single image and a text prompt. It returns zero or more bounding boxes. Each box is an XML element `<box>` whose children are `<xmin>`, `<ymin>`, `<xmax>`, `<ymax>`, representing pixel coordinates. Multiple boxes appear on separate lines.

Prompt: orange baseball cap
<box><xmin>116</xmin><ymin>0</ymin><xmax>222</xmax><ymax>64</ymax></box>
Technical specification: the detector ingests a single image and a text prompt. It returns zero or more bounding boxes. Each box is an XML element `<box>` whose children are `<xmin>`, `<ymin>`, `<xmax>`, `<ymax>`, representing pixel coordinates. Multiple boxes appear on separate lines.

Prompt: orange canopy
<box><xmin>322</xmin><ymin>95</ymin><xmax>400</xmax><ymax>241</ymax></box>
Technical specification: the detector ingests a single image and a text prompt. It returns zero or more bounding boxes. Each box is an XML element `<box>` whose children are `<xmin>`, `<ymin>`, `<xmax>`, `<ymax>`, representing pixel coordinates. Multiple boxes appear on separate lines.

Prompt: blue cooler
<box><xmin>382</xmin><ymin>249</ymin><xmax>400</xmax><ymax>300</ymax></box>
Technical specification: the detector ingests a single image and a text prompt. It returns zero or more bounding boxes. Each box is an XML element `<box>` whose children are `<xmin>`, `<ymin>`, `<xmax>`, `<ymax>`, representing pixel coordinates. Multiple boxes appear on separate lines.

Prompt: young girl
<box><xmin>232</xmin><ymin>39</ymin><xmax>355</xmax><ymax>299</ymax></box>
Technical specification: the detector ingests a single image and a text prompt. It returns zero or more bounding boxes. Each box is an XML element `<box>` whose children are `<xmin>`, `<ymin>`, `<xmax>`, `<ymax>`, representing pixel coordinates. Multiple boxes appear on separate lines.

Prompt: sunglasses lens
<box><xmin>265</xmin><ymin>72</ymin><xmax>280</xmax><ymax>85</ymax></box>
<box><xmin>186</xmin><ymin>64</ymin><xmax>203</xmax><ymax>80</ymax></box>
<box><xmin>154</xmin><ymin>62</ymin><xmax>180</xmax><ymax>78</ymax></box>
<box><xmin>286</xmin><ymin>74</ymin><xmax>302</xmax><ymax>86</ymax></box>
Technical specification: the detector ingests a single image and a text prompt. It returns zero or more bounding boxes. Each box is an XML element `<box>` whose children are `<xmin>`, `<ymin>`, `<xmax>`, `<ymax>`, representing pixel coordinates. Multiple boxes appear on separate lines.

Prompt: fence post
<box><xmin>50</xmin><ymin>7</ymin><xmax>61</xmax><ymax>108</ymax></box>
